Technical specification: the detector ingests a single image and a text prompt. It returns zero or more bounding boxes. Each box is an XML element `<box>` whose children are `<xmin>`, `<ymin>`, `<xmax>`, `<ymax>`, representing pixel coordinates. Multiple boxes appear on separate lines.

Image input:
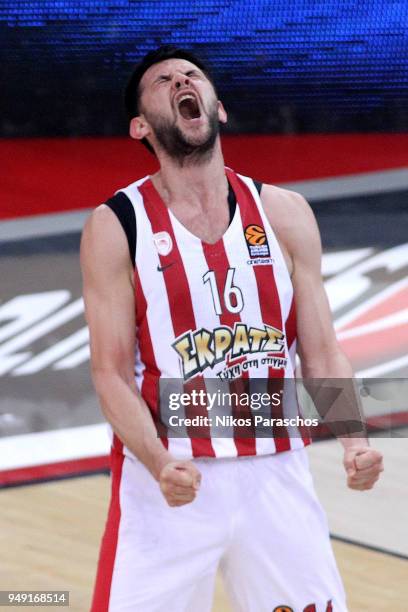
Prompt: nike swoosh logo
<box><xmin>157</xmin><ymin>263</ymin><xmax>175</xmax><ymax>272</ymax></box>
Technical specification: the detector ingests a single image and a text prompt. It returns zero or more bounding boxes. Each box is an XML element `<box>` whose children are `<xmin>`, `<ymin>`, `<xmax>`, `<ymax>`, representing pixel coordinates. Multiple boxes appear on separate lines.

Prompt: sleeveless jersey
<box><xmin>110</xmin><ymin>168</ymin><xmax>309</xmax><ymax>459</ymax></box>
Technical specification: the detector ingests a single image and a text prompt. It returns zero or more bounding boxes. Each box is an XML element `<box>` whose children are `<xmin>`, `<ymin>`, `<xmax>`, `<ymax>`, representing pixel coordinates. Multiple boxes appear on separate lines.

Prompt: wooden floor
<box><xmin>308</xmin><ymin>437</ymin><xmax>408</xmax><ymax>557</ymax></box>
<box><xmin>1</xmin><ymin>472</ymin><xmax>407</xmax><ymax>611</ymax></box>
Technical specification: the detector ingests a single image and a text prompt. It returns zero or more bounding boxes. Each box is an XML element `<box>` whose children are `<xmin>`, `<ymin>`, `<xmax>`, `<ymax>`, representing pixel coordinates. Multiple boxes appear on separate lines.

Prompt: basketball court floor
<box><xmin>1</xmin><ymin>144</ymin><xmax>407</xmax><ymax>610</ymax></box>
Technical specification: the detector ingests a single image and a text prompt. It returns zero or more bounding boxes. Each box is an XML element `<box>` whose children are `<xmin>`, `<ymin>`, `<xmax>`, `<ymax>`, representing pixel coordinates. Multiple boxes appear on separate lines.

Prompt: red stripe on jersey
<box><xmin>285</xmin><ymin>298</ymin><xmax>311</xmax><ymax>447</ymax></box>
<box><xmin>139</xmin><ymin>180</ymin><xmax>216</xmax><ymax>458</ymax></box>
<box><xmin>112</xmin><ymin>433</ymin><xmax>123</xmax><ymax>454</ymax></box>
<box><xmin>202</xmin><ymin>239</ymin><xmax>257</xmax><ymax>456</ymax></box>
<box><xmin>135</xmin><ymin>267</ymin><xmax>168</xmax><ymax>447</ymax></box>
<box><xmin>91</xmin><ymin>447</ymin><xmax>124</xmax><ymax>612</ymax></box>
<box><xmin>285</xmin><ymin>298</ymin><xmax>296</xmax><ymax>351</ymax></box>
<box><xmin>226</xmin><ymin>169</ymin><xmax>291</xmax><ymax>452</ymax></box>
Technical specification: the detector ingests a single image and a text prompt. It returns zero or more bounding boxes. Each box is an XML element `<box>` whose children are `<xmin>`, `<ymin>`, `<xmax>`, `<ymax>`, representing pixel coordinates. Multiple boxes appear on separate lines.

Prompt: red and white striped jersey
<box><xmin>113</xmin><ymin>168</ymin><xmax>309</xmax><ymax>459</ymax></box>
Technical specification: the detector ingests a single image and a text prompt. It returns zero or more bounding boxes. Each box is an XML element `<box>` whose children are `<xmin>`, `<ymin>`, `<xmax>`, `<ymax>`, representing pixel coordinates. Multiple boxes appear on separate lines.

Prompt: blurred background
<box><xmin>0</xmin><ymin>2</ymin><xmax>407</xmax><ymax>609</ymax></box>
<box><xmin>2</xmin><ymin>0</ymin><xmax>408</xmax><ymax>137</ymax></box>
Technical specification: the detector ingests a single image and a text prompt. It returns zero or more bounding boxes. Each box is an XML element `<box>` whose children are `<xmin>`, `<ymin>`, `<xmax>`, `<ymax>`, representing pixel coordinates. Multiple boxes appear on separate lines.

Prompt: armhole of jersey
<box><xmin>105</xmin><ymin>192</ymin><xmax>136</xmax><ymax>267</ymax></box>
<box><xmin>253</xmin><ymin>180</ymin><xmax>263</xmax><ymax>196</ymax></box>
<box><xmin>227</xmin><ymin>178</ymin><xmax>262</xmax><ymax>224</ymax></box>
<box><xmin>227</xmin><ymin>180</ymin><xmax>237</xmax><ymax>225</ymax></box>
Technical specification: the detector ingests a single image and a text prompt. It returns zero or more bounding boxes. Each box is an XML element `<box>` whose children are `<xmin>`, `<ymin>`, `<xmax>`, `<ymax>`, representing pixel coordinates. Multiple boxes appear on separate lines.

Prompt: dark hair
<box><xmin>124</xmin><ymin>45</ymin><xmax>214</xmax><ymax>153</ymax></box>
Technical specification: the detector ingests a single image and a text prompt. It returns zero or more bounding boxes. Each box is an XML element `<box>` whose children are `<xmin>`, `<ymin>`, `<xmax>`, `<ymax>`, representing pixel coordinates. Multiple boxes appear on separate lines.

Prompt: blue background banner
<box><xmin>2</xmin><ymin>0</ymin><xmax>408</xmax><ymax>135</ymax></box>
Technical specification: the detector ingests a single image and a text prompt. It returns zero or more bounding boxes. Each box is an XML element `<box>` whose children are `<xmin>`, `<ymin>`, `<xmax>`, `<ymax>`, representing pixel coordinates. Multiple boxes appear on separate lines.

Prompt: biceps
<box><xmin>80</xmin><ymin>207</ymin><xmax>136</xmax><ymax>381</ymax></box>
<box><xmin>84</xmin><ymin>282</ymin><xmax>136</xmax><ymax>379</ymax></box>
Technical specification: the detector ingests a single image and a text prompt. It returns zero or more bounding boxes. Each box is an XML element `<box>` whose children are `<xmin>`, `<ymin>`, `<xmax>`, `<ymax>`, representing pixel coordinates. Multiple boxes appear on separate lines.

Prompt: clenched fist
<box><xmin>159</xmin><ymin>461</ymin><xmax>202</xmax><ymax>507</ymax></box>
<box><xmin>343</xmin><ymin>446</ymin><xmax>384</xmax><ymax>491</ymax></box>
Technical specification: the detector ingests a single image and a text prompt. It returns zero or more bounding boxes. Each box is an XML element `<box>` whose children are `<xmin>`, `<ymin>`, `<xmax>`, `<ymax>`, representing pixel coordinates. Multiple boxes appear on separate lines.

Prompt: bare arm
<box><xmin>80</xmin><ymin>205</ymin><xmax>201</xmax><ymax>503</ymax></box>
<box><xmin>261</xmin><ymin>185</ymin><xmax>383</xmax><ymax>489</ymax></box>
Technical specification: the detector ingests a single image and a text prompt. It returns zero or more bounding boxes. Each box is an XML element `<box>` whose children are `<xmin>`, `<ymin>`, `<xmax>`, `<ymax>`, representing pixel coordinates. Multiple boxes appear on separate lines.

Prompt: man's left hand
<box><xmin>343</xmin><ymin>447</ymin><xmax>384</xmax><ymax>490</ymax></box>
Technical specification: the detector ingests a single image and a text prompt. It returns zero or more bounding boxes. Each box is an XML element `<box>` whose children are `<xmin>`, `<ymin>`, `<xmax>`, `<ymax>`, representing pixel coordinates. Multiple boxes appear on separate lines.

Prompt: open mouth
<box><xmin>177</xmin><ymin>94</ymin><xmax>201</xmax><ymax>120</ymax></box>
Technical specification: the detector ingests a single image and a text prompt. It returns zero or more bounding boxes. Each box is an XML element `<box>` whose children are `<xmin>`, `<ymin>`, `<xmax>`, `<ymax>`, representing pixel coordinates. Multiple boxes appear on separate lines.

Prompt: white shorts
<box><xmin>92</xmin><ymin>447</ymin><xmax>347</xmax><ymax>612</ymax></box>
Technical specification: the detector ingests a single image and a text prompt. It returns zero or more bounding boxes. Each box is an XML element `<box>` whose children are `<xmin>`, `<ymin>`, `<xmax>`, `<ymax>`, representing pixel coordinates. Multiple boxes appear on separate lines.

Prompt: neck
<box><xmin>151</xmin><ymin>139</ymin><xmax>228</xmax><ymax>210</ymax></box>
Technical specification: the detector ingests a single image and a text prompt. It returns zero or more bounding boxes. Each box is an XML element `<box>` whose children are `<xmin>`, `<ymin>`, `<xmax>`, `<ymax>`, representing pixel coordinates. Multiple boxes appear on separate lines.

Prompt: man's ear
<box><xmin>129</xmin><ymin>115</ymin><xmax>150</xmax><ymax>140</ymax></box>
<box><xmin>217</xmin><ymin>101</ymin><xmax>228</xmax><ymax>124</ymax></box>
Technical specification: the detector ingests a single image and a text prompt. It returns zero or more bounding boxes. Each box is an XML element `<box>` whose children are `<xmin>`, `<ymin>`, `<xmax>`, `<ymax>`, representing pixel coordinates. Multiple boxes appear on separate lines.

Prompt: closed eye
<box><xmin>156</xmin><ymin>75</ymin><xmax>171</xmax><ymax>84</ymax></box>
<box><xmin>185</xmin><ymin>70</ymin><xmax>201</xmax><ymax>78</ymax></box>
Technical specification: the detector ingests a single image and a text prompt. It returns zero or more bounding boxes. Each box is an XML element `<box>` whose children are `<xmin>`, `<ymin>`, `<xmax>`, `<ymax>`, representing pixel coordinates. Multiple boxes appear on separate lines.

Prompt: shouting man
<box><xmin>81</xmin><ymin>46</ymin><xmax>383</xmax><ymax>612</ymax></box>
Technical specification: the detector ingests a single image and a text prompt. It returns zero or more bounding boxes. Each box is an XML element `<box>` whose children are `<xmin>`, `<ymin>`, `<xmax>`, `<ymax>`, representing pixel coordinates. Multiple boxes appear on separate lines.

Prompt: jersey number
<box><xmin>203</xmin><ymin>268</ymin><xmax>244</xmax><ymax>315</ymax></box>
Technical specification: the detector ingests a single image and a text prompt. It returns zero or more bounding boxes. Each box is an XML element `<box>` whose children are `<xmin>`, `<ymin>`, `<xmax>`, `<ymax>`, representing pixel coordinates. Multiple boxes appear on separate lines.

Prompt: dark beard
<box><xmin>147</xmin><ymin>104</ymin><xmax>219</xmax><ymax>166</ymax></box>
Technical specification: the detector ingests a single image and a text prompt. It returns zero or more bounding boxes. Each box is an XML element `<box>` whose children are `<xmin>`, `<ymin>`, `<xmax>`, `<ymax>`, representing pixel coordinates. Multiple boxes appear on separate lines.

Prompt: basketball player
<box><xmin>81</xmin><ymin>46</ymin><xmax>384</xmax><ymax>612</ymax></box>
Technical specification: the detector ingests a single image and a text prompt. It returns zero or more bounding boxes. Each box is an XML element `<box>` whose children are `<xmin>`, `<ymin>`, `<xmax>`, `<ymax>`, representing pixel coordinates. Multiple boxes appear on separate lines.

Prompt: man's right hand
<box><xmin>159</xmin><ymin>461</ymin><xmax>202</xmax><ymax>507</ymax></box>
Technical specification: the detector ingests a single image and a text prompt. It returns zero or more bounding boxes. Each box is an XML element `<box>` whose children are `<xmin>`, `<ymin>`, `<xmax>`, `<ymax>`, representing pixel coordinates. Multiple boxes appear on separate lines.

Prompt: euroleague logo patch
<box><xmin>244</xmin><ymin>224</ymin><xmax>272</xmax><ymax>265</ymax></box>
<box><xmin>245</xmin><ymin>224</ymin><xmax>267</xmax><ymax>247</ymax></box>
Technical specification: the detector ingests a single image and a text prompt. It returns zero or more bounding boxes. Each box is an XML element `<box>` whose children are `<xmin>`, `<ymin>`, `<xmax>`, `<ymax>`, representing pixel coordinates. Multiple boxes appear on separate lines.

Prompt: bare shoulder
<box><xmin>260</xmin><ymin>184</ymin><xmax>317</xmax><ymax>236</ymax></box>
<box><xmin>82</xmin><ymin>203</ymin><xmax>123</xmax><ymax>243</ymax></box>
<box><xmin>80</xmin><ymin>204</ymin><xmax>132</xmax><ymax>282</ymax></box>
<box><xmin>259</xmin><ymin>183</ymin><xmax>322</xmax><ymax>264</ymax></box>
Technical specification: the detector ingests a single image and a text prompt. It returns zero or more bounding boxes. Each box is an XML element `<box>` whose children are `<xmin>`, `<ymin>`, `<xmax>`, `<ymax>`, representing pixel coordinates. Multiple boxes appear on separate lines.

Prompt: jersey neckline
<box><xmin>146</xmin><ymin>170</ymin><xmax>241</xmax><ymax>249</ymax></box>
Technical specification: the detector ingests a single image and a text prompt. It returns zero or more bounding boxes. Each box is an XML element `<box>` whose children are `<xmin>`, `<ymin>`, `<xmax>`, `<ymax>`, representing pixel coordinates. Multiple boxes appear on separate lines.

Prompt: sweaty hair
<box><xmin>124</xmin><ymin>45</ymin><xmax>215</xmax><ymax>153</ymax></box>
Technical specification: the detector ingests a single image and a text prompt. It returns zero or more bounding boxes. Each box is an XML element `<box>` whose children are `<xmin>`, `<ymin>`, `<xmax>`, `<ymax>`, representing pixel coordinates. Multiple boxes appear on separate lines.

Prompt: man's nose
<box><xmin>173</xmin><ymin>74</ymin><xmax>190</xmax><ymax>89</ymax></box>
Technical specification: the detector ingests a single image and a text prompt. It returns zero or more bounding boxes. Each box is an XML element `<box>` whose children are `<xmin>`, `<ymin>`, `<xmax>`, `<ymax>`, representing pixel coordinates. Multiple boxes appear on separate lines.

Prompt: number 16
<box><xmin>203</xmin><ymin>268</ymin><xmax>244</xmax><ymax>315</ymax></box>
